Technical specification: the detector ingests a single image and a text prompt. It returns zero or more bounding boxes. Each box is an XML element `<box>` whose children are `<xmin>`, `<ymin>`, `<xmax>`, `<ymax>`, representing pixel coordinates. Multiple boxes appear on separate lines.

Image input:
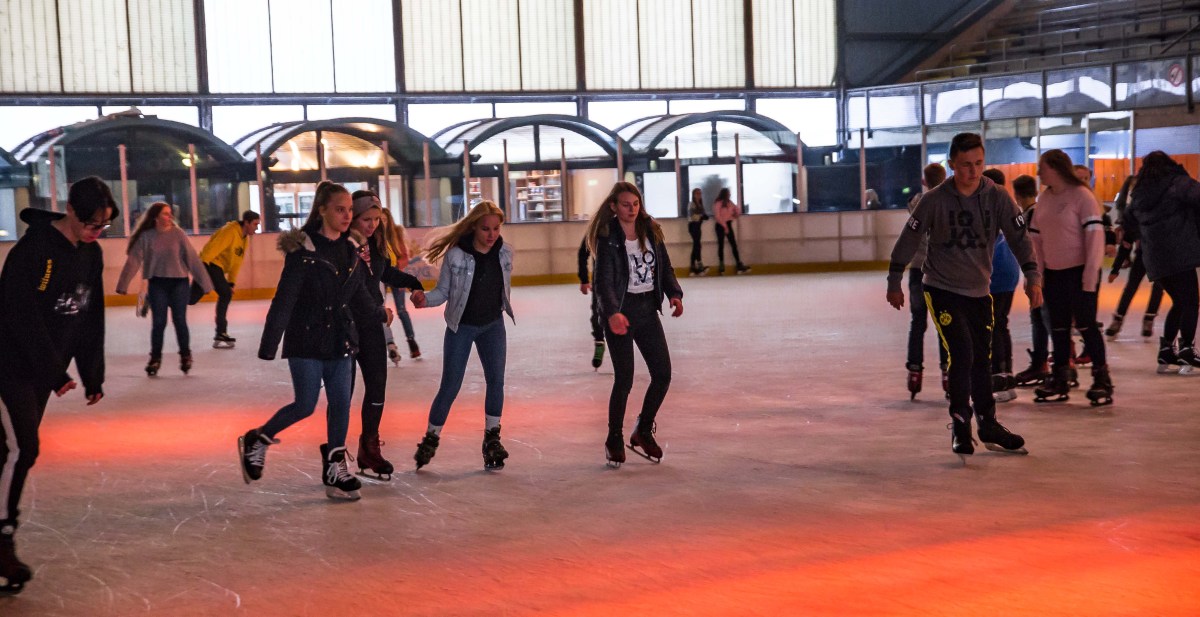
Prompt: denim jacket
<box><xmin>424</xmin><ymin>240</ymin><xmax>514</xmax><ymax>332</ymax></box>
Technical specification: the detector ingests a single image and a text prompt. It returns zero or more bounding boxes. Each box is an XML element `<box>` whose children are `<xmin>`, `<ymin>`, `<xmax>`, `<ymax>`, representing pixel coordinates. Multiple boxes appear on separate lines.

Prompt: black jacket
<box><xmin>593</xmin><ymin>217</ymin><xmax>683</xmax><ymax>321</ymax></box>
<box><xmin>351</xmin><ymin>234</ymin><xmax>424</xmax><ymax>306</ymax></box>
<box><xmin>0</xmin><ymin>208</ymin><xmax>106</xmax><ymax>395</ymax></box>
<box><xmin>1123</xmin><ymin>168</ymin><xmax>1200</xmax><ymax>281</ymax></box>
<box><xmin>258</xmin><ymin>224</ymin><xmax>385</xmax><ymax>361</ymax></box>
<box><xmin>577</xmin><ymin>236</ymin><xmax>591</xmax><ymax>285</ymax></box>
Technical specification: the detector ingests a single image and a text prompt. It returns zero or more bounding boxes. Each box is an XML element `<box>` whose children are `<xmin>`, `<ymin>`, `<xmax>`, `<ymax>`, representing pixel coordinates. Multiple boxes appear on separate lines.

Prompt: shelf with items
<box><xmin>468</xmin><ymin>179</ymin><xmax>484</xmax><ymax>206</ymax></box>
<box><xmin>511</xmin><ymin>169</ymin><xmax>565</xmax><ymax>222</ymax></box>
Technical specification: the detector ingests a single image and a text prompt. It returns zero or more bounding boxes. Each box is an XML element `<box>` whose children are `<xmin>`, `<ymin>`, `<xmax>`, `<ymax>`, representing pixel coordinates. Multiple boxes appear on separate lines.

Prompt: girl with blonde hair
<box><xmin>379</xmin><ymin>208</ymin><xmax>423</xmax><ymax>361</ymax></box>
<box><xmin>412</xmin><ymin>200</ymin><xmax>514</xmax><ymax>471</ymax></box>
<box><xmin>587</xmin><ymin>182</ymin><xmax>683</xmax><ymax>467</ymax></box>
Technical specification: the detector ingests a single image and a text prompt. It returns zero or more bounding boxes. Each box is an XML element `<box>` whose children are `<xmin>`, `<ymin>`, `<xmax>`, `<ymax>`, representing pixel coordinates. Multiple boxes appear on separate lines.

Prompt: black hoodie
<box><xmin>0</xmin><ymin>208</ymin><xmax>106</xmax><ymax>395</ymax></box>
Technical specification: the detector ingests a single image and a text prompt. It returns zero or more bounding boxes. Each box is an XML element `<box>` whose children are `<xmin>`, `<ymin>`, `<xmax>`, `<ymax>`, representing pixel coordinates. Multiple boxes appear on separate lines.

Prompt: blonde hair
<box><xmin>585</xmin><ymin>181</ymin><xmax>664</xmax><ymax>254</ymax></box>
<box><xmin>380</xmin><ymin>208</ymin><xmax>416</xmax><ymax>265</ymax></box>
<box><xmin>423</xmin><ymin>200</ymin><xmax>506</xmax><ymax>264</ymax></box>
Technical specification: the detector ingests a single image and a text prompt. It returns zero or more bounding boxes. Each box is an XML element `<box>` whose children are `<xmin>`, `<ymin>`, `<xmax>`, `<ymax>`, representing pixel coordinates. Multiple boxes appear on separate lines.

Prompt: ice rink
<box><xmin>5</xmin><ymin>271</ymin><xmax>1199</xmax><ymax>616</ymax></box>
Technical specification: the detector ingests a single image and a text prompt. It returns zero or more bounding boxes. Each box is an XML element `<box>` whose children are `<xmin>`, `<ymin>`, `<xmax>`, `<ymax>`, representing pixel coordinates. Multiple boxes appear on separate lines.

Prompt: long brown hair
<box><xmin>423</xmin><ymin>200</ymin><xmax>505</xmax><ymax>264</ymax></box>
<box><xmin>380</xmin><ymin>208</ymin><xmax>415</xmax><ymax>265</ymax></box>
<box><xmin>1039</xmin><ymin>150</ymin><xmax>1087</xmax><ymax>189</ymax></box>
<box><xmin>586</xmin><ymin>181</ymin><xmax>664</xmax><ymax>253</ymax></box>
<box><xmin>302</xmin><ymin>181</ymin><xmax>351</xmax><ymax>229</ymax></box>
<box><xmin>127</xmin><ymin>201</ymin><xmax>173</xmax><ymax>253</ymax></box>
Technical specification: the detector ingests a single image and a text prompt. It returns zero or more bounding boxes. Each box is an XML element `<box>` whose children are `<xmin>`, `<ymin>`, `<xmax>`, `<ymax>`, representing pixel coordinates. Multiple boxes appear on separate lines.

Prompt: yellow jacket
<box><xmin>199</xmin><ymin>221</ymin><xmax>249</xmax><ymax>284</ymax></box>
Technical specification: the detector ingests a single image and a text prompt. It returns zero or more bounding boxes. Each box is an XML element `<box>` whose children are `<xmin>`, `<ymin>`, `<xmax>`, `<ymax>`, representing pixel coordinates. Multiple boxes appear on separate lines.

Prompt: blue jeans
<box><xmin>148</xmin><ymin>277</ymin><xmax>191</xmax><ymax>356</ymax></box>
<box><xmin>427</xmin><ymin>318</ymin><xmax>506</xmax><ymax>427</ymax></box>
<box><xmin>390</xmin><ymin>287</ymin><xmax>416</xmax><ymax>340</ymax></box>
<box><xmin>261</xmin><ymin>357</ymin><xmax>354</xmax><ymax>448</ymax></box>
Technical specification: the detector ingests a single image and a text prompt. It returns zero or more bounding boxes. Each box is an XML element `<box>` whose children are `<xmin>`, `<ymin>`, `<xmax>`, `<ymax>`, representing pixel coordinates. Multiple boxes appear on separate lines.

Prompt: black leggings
<box><xmin>0</xmin><ymin>377</ymin><xmax>50</xmax><ymax>528</ymax></box>
<box><xmin>205</xmin><ymin>263</ymin><xmax>234</xmax><ymax>335</ymax></box>
<box><xmin>1043</xmin><ymin>266</ymin><xmax>1106</xmax><ymax>368</ymax></box>
<box><xmin>715</xmin><ymin>223</ymin><xmax>742</xmax><ymax>266</ymax></box>
<box><xmin>352</xmin><ymin>322</ymin><xmax>389</xmax><ymax>436</ymax></box>
<box><xmin>687</xmin><ymin>221</ymin><xmax>702</xmax><ymax>264</ymax></box>
<box><xmin>924</xmin><ymin>286</ymin><xmax>995</xmax><ymax>422</ymax></box>
<box><xmin>1159</xmin><ymin>270</ymin><xmax>1199</xmax><ymax>348</ymax></box>
<box><xmin>589</xmin><ymin>292</ymin><xmax>603</xmax><ymax>343</ymax></box>
<box><xmin>1115</xmin><ymin>253</ymin><xmax>1164</xmax><ymax>318</ymax></box>
<box><xmin>991</xmin><ymin>291</ymin><xmax>1014</xmax><ymax>374</ymax></box>
<box><xmin>605</xmin><ymin>293</ymin><xmax>672</xmax><ymax>433</ymax></box>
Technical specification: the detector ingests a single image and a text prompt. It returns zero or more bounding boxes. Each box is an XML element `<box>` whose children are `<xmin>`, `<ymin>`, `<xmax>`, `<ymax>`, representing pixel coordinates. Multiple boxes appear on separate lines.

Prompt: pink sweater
<box><xmin>713</xmin><ymin>199</ymin><xmax>739</xmax><ymax>229</ymax></box>
<box><xmin>1030</xmin><ymin>185</ymin><xmax>1105</xmax><ymax>291</ymax></box>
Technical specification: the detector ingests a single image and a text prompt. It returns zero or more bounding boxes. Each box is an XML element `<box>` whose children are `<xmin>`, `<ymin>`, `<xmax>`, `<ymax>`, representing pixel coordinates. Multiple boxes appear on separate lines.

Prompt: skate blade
<box><xmin>325</xmin><ymin>486</ymin><xmax>361</xmax><ymax>501</ymax></box>
<box><xmin>1088</xmin><ymin>398</ymin><xmax>1114</xmax><ymax>407</ymax></box>
<box><xmin>0</xmin><ymin>580</ymin><xmax>28</xmax><ymax>596</ymax></box>
<box><xmin>983</xmin><ymin>443</ymin><xmax>1029</xmax><ymax>455</ymax></box>
<box><xmin>606</xmin><ymin>459</ymin><xmax>623</xmax><ymax>468</ymax></box>
<box><xmin>1179</xmin><ymin>365</ymin><xmax>1197</xmax><ymax>375</ymax></box>
<box><xmin>237</xmin><ymin>436</ymin><xmax>253</xmax><ymax>484</ymax></box>
<box><xmin>626</xmin><ymin>445</ymin><xmax>662</xmax><ymax>464</ymax></box>
<box><xmin>993</xmin><ymin>391</ymin><xmax>1018</xmax><ymax>403</ymax></box>
<box><xmin>1034</xmin><ymin>394</ymin><xmax>1070</xmax><ymax>403</ymax></box>
<box><xmin>357</xmin><ymin>470</ymin><xmax>392</xmax><ymax>482</ymax></box>
<box><xmin>484</xmin><ymin>459</ymin><xmax>506</xmax><ymax>471</ymax></box>
<box><xmin>955</xmin><ymin>452</ymin><xmax>970</xmax><ymax>466</ymax></box>
<box><xmin>1157</xmin><ymin>365</ymin><xmax>1179</xmax><ymax>374</ymax></box>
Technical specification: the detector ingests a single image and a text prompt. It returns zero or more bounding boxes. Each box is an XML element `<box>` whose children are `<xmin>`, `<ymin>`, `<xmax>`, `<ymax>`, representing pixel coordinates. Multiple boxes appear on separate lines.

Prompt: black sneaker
<box><xmin>482</xmin><ymin>426</ymin><xmax>509</xmax><ymax>471</ymax></box>
<box><xmin>414</xmin><ymin>431</ymin><xmax>440</xmax><ymax>469</ymax></box>
<box><xmin>320</xmin><ymin>444</ymin><xmax>361</xmax><ymax>500</ymax></box>
<box><xmin>0</xmin><ymin>525</ymin><xmax>31</xmax><ymax>596</ymax></box>
<box><xmin>238</xmin><ymin>429</ymin><xmax>277</xmax><ymax>483</ymax></box>
<box><xmin>976</xmin><ymin>417</ymin><xmax>1028</xmax><ymax>454</ymax></box>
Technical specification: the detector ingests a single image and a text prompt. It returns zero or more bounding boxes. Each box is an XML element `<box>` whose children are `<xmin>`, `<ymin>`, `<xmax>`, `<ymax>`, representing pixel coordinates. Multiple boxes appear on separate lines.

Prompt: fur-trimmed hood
<box><xmin>277</xmin><ymin>228</ymin><xmax>363</xmax><ymax>254</ymax></box>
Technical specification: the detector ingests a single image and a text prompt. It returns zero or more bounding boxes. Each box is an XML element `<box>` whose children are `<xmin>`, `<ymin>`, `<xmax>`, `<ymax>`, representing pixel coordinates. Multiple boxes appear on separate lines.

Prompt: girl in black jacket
<box><xmin>586</xmin><ymin>181</ymin><xmax>684</xmax><ymax>467</ymax></box>
<box><xmin>1122</xmin><ymin>151</ymin><xmax>1200</xmax><ymax>372</ymax></box>
<box><xmin>238</xmin><ymin>181</ymin><xmax>390</xmax><ymax>501</ymax></box>
<box><xmin>347</xmin><ymin>190</ymin><xmax>425</xmax><ymax>479</ymax></box>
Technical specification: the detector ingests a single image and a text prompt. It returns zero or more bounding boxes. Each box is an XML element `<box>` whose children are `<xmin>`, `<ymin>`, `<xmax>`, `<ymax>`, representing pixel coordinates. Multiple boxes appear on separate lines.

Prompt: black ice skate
<box><xmin>413</xmin><ymin>431</ymin><xmax>440</xmax><ymax>470</ymax></box>
<box><xmin>357</xmin><ymin>433</ymin><xmax>394</xmax><ymax>481</ymax></box>
<box><xmin>407</xmin><ymin>337</ymin><xmax>422</xmax><ymax>359</ymax></box>
<box><xmin>628</xmin><ymin>419</ymin><xmax>662</xmax><ymax>463</ymax></box>
<box><xmin>1086</xmin><ymin>366</ymin><xmax>1114</xmax><ymax>407</ymax></box>
<box><xmin>1034</xmin><ymin>365</ymin><xmax>1072</xmax><ymax>403</ymax></box>
<box><xmin>145</xmin><ymin>354</ymin><xmax>161</xmax><ymax>377</ymax></box>
<box><xmin>976</xmin><ymin>416</ymin><xmax>1028</xmax><ymax>454</ymax></box>
<box><xmin>1104</xmin><ymin>314</ymin><xmax>1123</xmax><ymax>339</ymax></box>
<box><xmin>592</xmin><ymin>341</ymin><xmax>605</xmax><ymax>370</ymax></box>
<box><xmin>605</xmin><ymin>431</ymin><xmax>626</xmax><ymax>468</ymax></box>
<box><xmin>948</xmin><ymin>413</ymin><xmax>974</xmax><ymax>465</ymax></box>
<box><xmin>213</xmin><ymin>332</ymin><xmax>236</xmax><ymax>349</ymax></box>
<box><xmin>1014</xmin><ymin>350</ymin><xmax>1050</xmax><ymax>387</ymax></box>
<box><xmin>482</xmin><ymin>426</ymin><xmax>509</xmax><ymax>471</ymax></box>
<box><xmin>1176</xmin><ymin>346</ymin><xmax>1200</xmax><ymax>375</ymax></box>
<box><xmin>992</xmin><ymin>373</ymin><xmax>1017</xmax><ymax>403</ymax></box>
<box><xmin>0</xmin><ymin>525</ymin><xmax>31</xmax><ymax>596</ymax></box>
<box><xmin>180</xmin><ymin>352</ymin><xmax>192</xmax><ymax>374</ymax></box>
<box><xmin>906</xmin><ymin>363</ymin><xmax>922</xmax><ymax>400</ymax></box>
<box><xmin>320</xmin><ymin>444</ymin><xmax>362</xmax><ymax>500</ymax></box>
<box><xmin>238</xmin><ymin>428</ymin><xmax>278</xmax><ymax>483</ymax></box>
<box><xmin>735</xmin><ymin>263</ymin><xmax>752</xmax><ymax>274</ymax></box>
<box><xmin>387</xmin><ymin>342</ymin><xmax>402</xmax><ymax>366</ymax></box>
<box><xmin>1158</xmin><ymin>338</ymin><xmax>1182</xmax><ymax>374</ymax></box>
<box><xmin>1142</xmin><ymin>314</ymin><xmax>1156</xmax><ymax>338</ymax></box>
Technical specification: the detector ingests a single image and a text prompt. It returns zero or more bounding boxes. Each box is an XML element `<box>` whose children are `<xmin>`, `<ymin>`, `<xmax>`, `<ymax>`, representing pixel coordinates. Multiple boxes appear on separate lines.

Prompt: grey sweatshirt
<box><xmin>116</xmin><ymin>226</ymin><xmax>214</xmax><ymax>294</ymax></box>
<box><xmin>887</xmin><ymin>176</ymin><xmax>1041</xmax><ymax>298</ymax></box>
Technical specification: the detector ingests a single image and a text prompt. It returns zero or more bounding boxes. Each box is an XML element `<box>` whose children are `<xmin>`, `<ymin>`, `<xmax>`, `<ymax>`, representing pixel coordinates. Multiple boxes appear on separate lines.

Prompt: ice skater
<box><xmin>380</xmin><ymin>208</ymin><xmax>423</xmax><ymax>362</ymax></box>
<box><xmin>1011</xmin><ymin>174</ymin><xmax>1055</xmax><ymax>387</ymax></box>
<box><xmin>238</xmin><ymin>181</ymin><xmax>391</xmax><ymax>501</ymax></box>
<box><xmin>195</xmin><ymin>210</ymin><xmax>260</xmax><ymax>348</ymax></box>
<box><xmin>981</xmin><ymin>168</ymin><xmax>1020</xmax><ymax>403</ymax></box>
<box><xmin>686</xmin><ymin>188</ymin><xmax>709</xmax><ymax>276</ymax></box>
<box><xmin>1030</xmin><ymin>150</ymin><xmax>1113</xmax><ymax>406</ymax></box>
<box><xmin>348</xmin><ymin>190</ymin><xmax>425</xmax><ymax>479</ymax></box>
<box><xmin>1120</xmin><ymin>151</ymin><xmax>1200</xmax><ymax>374</ymax></box>
<box><xmin>886</xmin><ymin>132</ymin><xmax>1041</xmax><ymax>463</ymax></box>
<box><xmin>712</xmin><ymin>188</ymin><xmax>750</xmax><ymax>275</ymax></box>
<box><xmin>1106</xmin><ymin>238</ymin><xmax>1164</xmax><ymax>340</ymax></box>
<box><xmin>587</xmin><ymin>181</ymin><xmax>684</xmax><ymax>467</ymax></box>
<box><xmin>116</xmin><ymin>202</ymin><xmax>213</xmax><ymax>376</ymax></box>
<box><xmin>903</xmin><ymin>162</ymin><xmax>949</xmax><ymax>400</ymax></box>
<box><xmin>410</xmin><ymin>201</ymin><xmax>514</xmax><ymax>471</ymax></box>
<box><xmin>0</xmin><ymin>177</ymin><xmax>116</xmax><ymax>595</ymax></box>
<box><xmin>578</xmin><ymin>235</ymin><xmax>606</xmax><ymax>369</ymax></box>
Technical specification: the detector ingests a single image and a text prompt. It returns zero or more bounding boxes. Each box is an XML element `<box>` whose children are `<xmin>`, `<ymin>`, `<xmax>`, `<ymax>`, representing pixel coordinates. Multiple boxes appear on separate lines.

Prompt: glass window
<box><xmin>1046</xmin><ymin>67</ymin><xmax>1111</xmax><ymax>115</ymax></box>
<box><xmin>587</xmin><ymin>100</ymin><xmax>668</xmax><ymax>130</ymax></box>
<box><xmin>205</xmin><ymin>0</ymin><xmax>273</xmax><ymax>93</ymax></box>
<box><xmin>495</xmin><ymin>102</ymin><xmax>578</xmax><ymax>118</ymax></box>
<box><xmin>128</xmin><ymin>0</ymin><xmax>197</xmax><ymax>92</ymax></box>
<box><xmin>0</xmin><ymin>106</ymin><xmax>99</xmax><ymax>151</ymax></box>
<box><xmin>331</xmin><ymin>0</ymin><xmax>395</xmax><ymax>92</ymax></box>
<box><xmin>692</xmin><ymin>0</ymin><xmax>745</xmax><ymax>88</ymax></box>
<box><xmin>59</xmin><ymin>0</ymin><xmax>131</xmax><ymax>92</ymax></box>
<box><xmin>754</xmin><ymin>97</ymin><xmax>837</xmax><ymax>146</ymax></box>
<box><xmin>101</xmin><ymin>106</ymin><xmax>200</xmax><ymax>126</ymax></box>
<box><xmin>403</xmin><ymin>0</ymin><xmax>464</xmax><ymax>91</ymax></box>
<box><xmin>462</xmin><ymin>0</ymin><xmax>521</xmax><ymax>91</ymax></box>
<box><xmin>408</xmin><ymin>103</ymin><xmax>493</xmax><ymax>138</ymax></box>
<box><xmin>795</xmin><ymin>0</ymin><xmax>836</xmax><ymax>87</ymax></box>
<box><xmin>583</xmin><ymin>0</ymin><xmax>639</xmax><ymax>90</ymax></box>
<box><xmin>270</xmin><ymin>0</ymin><xmax>335</xmax><ymax>93</ymax></box>
<box><xmin>868</xmin><ymin>86</ymin><xmax>920</xmax><ymax>129</ymax></box>
<box><xmin>751</xmin><ymin>0</ymin><xmax>835</xmax><ymax>88</ymax></box>
<box><xmin>0</xmin><ymin>2</ymin><xmax>61</xmax><ymax>92</ymax></box>
<box><xmin>1115</xmin><ymin>58</ymin><xmax>1188</xmax><ymax>110</ymax></box>
<box><xmin>846</xmin><ymin>92</ymin><xmax>867</xmax><ymax>130</ymax></box>
<box><xmin>211</xmin><ymin>105</ymin><xmax>305</xmax><ymax>145</ymax></box>
<box><xmin>305</xmin><ymin>104</ymin><xmax>398</xmax><ymax>122</ymax></box>
<box><xmin>519</xmin><ymin>0</ymin><xmax>576</xmax><ymax>90</ymax></box>
<box><xmin>742</xmin><ymin>163</ymin><xmax>794</xmax><ymax>214</ymax></box>
<box><xmin>642</xmin><ymin>171</ymin><xmax>679</xmax><ymax>219</ymax></box>
<box><xmin>981</xmin><ymin>72</ymin><xmax>1042</xmax><ymax>119</ymax></box>
<box><xmin>0</xmin><ymin>189</ymin><xmax>16</xmax><ymax>241</ymax></box>
<box><xmin>638</xmin><ymin>0</ymin><xmax>693</xmax><ymax>89</ymax></box>
<box><xmin>667</xmin><ymin>99</ymin><xmax>745</xmax><ymax>114</ymax></box>
<box><xmin>923</xmin><ymin>80</ymin><xmax>979</xmax><ymax>124</ymax></box>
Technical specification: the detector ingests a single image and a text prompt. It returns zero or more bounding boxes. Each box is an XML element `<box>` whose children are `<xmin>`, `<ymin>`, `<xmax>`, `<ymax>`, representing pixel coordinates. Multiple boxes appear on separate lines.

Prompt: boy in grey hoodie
<box><xmin>886</xmin><ymin>133</ymin><xmax>1043</xmax><ymax>462</ymax></box>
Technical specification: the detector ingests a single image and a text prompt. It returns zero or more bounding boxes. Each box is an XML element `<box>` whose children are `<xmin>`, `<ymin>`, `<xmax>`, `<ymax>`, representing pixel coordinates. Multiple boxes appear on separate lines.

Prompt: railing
<box><xmin>916</xmin><ymin>38</ymin><xmax>1200</xmax><ymax>80</ymax></box>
